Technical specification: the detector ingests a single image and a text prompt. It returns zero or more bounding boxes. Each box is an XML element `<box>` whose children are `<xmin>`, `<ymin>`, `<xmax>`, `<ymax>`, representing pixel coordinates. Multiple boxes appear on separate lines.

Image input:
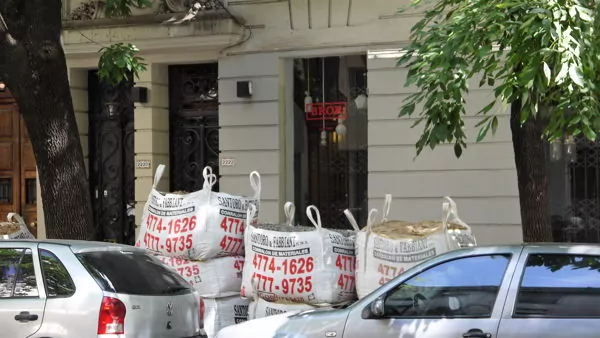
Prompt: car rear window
<box><xmin>76</xmin><ymin>251</ymin><xmax>192</xmax><ymax>296</ymax></box>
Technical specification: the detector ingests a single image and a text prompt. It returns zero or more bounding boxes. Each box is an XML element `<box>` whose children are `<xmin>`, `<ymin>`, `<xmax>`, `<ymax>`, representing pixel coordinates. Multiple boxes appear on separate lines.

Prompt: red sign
<box><xmin>305</xmin><ymin>102</ymin><xmax>347</xmax><ymax>121</ymax></box>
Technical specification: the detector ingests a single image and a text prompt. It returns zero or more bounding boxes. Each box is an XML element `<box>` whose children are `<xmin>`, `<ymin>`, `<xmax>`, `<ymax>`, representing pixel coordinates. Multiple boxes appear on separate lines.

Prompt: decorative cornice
<box><xmin>63</xmin><ymin>10</ymin><xmax>229</xmax><ymax>29</ymax></box>
<box><xmin>63</xmin><ymin>30</ymin><xmax>241</xmax><ymax>58</ymax></box>
<box><xmin>67</xmin><ymin>0</ymin><xmax>229</xmax><ymax>21</ymax></box>
<box><xmin>69</xmin><ymin>0</ymin><xmax>107</xmax><ymax>21</ymax></box>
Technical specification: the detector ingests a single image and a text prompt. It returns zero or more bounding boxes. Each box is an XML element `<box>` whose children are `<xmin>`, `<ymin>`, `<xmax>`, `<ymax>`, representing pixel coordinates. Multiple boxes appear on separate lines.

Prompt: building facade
<box><xmin>32</xmin><ymin>0</ymin><xmax>524</xmax><ymax>243</ymax></box>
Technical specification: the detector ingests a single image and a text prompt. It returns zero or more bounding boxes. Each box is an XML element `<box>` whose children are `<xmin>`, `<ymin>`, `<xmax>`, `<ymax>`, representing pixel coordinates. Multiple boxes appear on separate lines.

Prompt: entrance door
<box><xmin>168</xmin><ymin>64</ymin><xmax>220</xmax><ymax>192</ymax></box>
<box><xmin>293</xmin><ymin>56</ymin><xmax>369</xmax><ymax>228</ymax></box>
<box><xmin>0</xmin><ymin>90</ymin><xmax>37</xmax><ymax>236</ymax></box>
<box><xmin>88</xmin><ymin>71</ymin><xmax>135</xmax><ymax>244</ymax></box>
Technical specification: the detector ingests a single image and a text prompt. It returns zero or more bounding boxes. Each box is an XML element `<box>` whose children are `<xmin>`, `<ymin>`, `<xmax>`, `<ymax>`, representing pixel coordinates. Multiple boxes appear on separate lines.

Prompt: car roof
<box><xmin>2</xmin><ymin>240</ymin><xmax>598</xmax><ymax>254</ymax></box>
<box><xmin>469</xmin><ymin>243</ymin><xmax>600</xmax><ymax>251</ymax></box>
<box><xmin>0</xmin><ymin>239</ymin><xmax>146</xmax><ymax>254</ymax></box>
<box><xmin>444</xmin><ymin>242</ymin><xmax>600</xmax><ymax>257</ymax></box>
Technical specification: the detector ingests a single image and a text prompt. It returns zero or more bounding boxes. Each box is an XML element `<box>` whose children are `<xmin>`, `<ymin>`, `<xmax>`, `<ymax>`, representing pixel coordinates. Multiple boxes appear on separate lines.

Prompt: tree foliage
<box><xmin>397</xmin><ymin>0</ymin><xmax>600</xmax><ymax>157</ymax></box>
<box><xmin>105</xmin><ymin>0</ymin><xmax>153</xmax><ymax>17</ymax></box>
<box><xmin>98</xmin><ymin>1</ymin><xmax>151</xmax><ymax>85</ymax></box>
<box><xmin>98</xmin><ymin>42</ymin><xmax>147</xmax><ymax>86</ymax></box>
<box><xmin>0</xmin><ymin>0</ymin><xmax>151</xmax><ymax>240</ymax></box>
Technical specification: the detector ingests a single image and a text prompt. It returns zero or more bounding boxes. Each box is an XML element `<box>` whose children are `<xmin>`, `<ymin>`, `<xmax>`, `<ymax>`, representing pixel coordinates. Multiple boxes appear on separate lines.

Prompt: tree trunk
<box><xmin>510</xmin><ymin>102</ymin><xmax>553</xmax><ymax>242</ymax></box>
<box><xmin>0</xmin><ymin>0</ymin><xmax>94</xmax><ymax>239</ymax></box>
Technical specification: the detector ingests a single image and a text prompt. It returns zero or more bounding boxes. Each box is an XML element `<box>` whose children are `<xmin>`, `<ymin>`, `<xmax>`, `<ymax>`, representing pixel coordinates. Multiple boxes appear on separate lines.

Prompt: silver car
<box><xmin>0</xmin><ymin>239</ymin><xmax>207</xmax><ymax>338</ymax></box>
<box><xmin>218</xmin><ymin>243</ymin><xmax>600</xmax><ymax>338</ymax></box>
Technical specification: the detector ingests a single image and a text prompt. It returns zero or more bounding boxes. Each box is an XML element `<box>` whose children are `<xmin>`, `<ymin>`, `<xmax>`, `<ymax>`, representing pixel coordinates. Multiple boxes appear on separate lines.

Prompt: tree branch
<box><xmin>0</xmin><ymin>11</ymin><xmax>11</xmax><ymax>79</ymax></box>
<box><xmin>0</xmin><ymin>0</ymin><xmax>29</xmax><ymax>42</ymax></box>
<box><xmin>0</xmin><ymin>11</ymin><xmax>8</xmax><ymax>33</ymax></box>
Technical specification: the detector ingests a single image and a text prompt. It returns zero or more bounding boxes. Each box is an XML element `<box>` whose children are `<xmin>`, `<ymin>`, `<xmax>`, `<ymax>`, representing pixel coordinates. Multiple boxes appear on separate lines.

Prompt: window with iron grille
<box><xmin>548</xmin><ymin>136</ymin><xmax>600</xmax><ymax>242</ymax></box>
<box><xmin>0</xmin><ymin>178</ymin><xmax>11</xmax><ymax>204</ymax></box>
<box><xmin>25</xmin><ymin>178</ymin><xmax>36</xmax><ymax>205</ymax></box>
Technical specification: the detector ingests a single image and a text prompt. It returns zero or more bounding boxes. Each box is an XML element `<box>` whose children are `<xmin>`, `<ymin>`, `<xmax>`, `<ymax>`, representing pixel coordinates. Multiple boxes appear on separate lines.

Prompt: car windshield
<box><xmin>76</xmin><ymin>251</ymin><xmax>192</xmax><ymax>296</ymax></box>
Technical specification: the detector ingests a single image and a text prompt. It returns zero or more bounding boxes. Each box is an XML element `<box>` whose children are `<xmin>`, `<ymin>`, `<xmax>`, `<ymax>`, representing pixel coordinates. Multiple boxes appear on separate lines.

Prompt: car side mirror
<box><xmin>362</xmin><ymin>296</ymin><xmax>386</xmax><ymax>319</ymax></box>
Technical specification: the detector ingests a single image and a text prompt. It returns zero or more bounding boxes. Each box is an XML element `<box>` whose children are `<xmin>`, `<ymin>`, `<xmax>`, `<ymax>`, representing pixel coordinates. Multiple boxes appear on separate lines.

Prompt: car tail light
<box><xmin>199</xmin><ymin>297</ymin><xmax>205</xmax><ymax>328</ymax></box>
<box><xmin>98</xmin><ymin>296</ymin><xmax>126</xmax><ymax>334</ymax></box>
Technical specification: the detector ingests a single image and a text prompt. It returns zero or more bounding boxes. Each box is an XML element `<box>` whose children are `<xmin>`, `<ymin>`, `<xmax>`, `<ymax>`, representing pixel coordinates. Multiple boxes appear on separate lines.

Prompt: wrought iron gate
<box><xmin>169</xmin><ymin>64</ymin><xmax>220</xmax><ymax>192</ymax></box>
<box><xmin>549</xmin><ymin>136</ymin><xmax>600</xmax><ymax>243</ymax></box>
<box><xmin>88</xmin><ymin>71</ymin><xmax>135</xmax><ymax>244</ymax></box>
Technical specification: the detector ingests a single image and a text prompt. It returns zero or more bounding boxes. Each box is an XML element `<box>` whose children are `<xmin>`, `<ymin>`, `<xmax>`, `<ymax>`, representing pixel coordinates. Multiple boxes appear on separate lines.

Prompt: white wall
<box><xmin>218</xmin><ymin>54</ymin><xmax>282</xmax><ymax>222</ymax></box>
<box><xmin>366</xmin><ymin>55</ymin><xmax>522</xmax><ymax>244</ymax></box>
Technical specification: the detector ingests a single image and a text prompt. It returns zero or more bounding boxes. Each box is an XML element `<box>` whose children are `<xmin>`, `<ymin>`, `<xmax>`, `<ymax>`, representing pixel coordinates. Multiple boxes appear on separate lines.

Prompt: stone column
<box><xmin>133</xmin><ymin>63</ymin><xmax>169</xmax><ymax>237</ymax></box>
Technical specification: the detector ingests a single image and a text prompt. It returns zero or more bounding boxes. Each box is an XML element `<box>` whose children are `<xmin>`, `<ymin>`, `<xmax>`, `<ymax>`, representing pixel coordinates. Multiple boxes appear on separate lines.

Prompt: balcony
<box><xmin>62</xmin><ymin>0</ymin><xmax>242</xmax><ymax>57</ymax></box>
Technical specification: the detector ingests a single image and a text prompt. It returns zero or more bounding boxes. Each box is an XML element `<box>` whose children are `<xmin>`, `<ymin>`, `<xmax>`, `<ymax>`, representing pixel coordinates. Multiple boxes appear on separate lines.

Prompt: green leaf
<box><xmin>496</xmin><ymin>3</ymin><xmax>517</xmax><ymax>9</ymax></box>
<box><xmin>555</xmin><ymin>63</ymin><xmax>568</xmax><ymax>83</ymax></box>
<box><xmin>478</xmin><ymin>101</ymin><xmax>496</xmax><ymax>115</ymax></box>
<box><xmin>583</xmin><ymin>124</ymin><xmax>597</xmax><ymax>141</ymax></box>
<box><xmin>453</xmin><ymin>143</ymin><xmax>463</xmax><ymax>158</ymax></box>
<box><xmin>491</xmin><ymin>116</ymin><xmax>499</xmax><ymax>135</ymax></box>
<box><xmin>593</xmin><ymin>116</ymin><xmax>600</xmax><ymax>131</ymax></box>
<box><xmin>399</xmin><ymin>102</ymin><xmax>416</xmax><ymax>117</ymax></box>
<box><xmin>476</xmin><ymin>122</ymin><xmax>491</xmax><ymax>143</ymax></box>
<box><xmin>577</xmin><ymin>6</ymin><xmax>593</xmax><ymax>22</ymax></box>
<box><xmin>433</xmin><ymin>124</ymin><xmax>448</xmax><ymax>140</ymax></box>
<box><xmin>569</xmin><ymin>65</ymin><xmax>584</xmax><ymax>87</ymax></box>
<box><xmin>475</xmin><ymin>115</ymin><xmax>491</xmax><ymax>127</ymax></box>
<box><xmin>542</xmin><ymin>61</ymin><xmax>551</xmax><ymax>85</ymax></box>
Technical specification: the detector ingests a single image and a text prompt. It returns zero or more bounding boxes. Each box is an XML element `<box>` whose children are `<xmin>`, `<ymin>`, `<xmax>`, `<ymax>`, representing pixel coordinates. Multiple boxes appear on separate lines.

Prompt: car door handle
<box><xmin>14</xmin><ymin>311</ymin><xmax>38</xmax><ymax>322</ymax></box>
<box><xmin>463</xmin><ymin>329</ymin><xmax>492</xmax><ymax>338</ymax></box>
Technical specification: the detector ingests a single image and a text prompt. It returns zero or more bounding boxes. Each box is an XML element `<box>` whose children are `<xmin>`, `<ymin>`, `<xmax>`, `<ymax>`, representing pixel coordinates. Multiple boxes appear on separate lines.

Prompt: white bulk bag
<box><xmin>239</xmin><ymin>201</ymin><xmax>296</xmax><ymax>299</ymax></box>
<box><xmin>443</xmin><ymin>197</ymin><xmax>477</xmax><ymax>248</ymax></box>
<box><xmin>240</xmin><ymin>203</ymin><xmax>358</xmax><ymax>305</ymax></box>
<box><xmin>248</xmin><ymin>297</ymin><xmax>319</xmax><ymax>320</ymax></box>
<box><xmin>158</xmin><ymin>255</ymin><xmax>244</xmax><ymax>298</ymax></box>
<box><xmin>347</xmin><ymin>195</ymin><xmax>476</xmax><ymax>299</ymax></box>
<box><xmin>204</xmin><ymin>296</ymin><xmax>250</xmax><ymax>338</ymax></box>
<box><xmin>136</xmin><ymin>164</ymin><xmax>261</xmax><ymax>260</ymax></box>
<box><xmin>0</xmin><ymin>213</ymin><xmax>35</xmax><ymax>240</ymax></box>
<box><xmin>345</xmin><ymin>209</ymin><xmax>379</xmax><ymax>301</ymax></box>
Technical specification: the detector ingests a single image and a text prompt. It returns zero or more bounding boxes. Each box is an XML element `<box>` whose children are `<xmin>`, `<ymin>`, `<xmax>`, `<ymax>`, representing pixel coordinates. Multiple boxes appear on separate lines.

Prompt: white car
<box><xmin>0</xmin><ymin>239</ymin><xmax>207</xmax><ymax>337</ymax></box>
<box><xmin>218</xmin><ymin>244</ymin><xmax>600</xmax><ymax>338</ymax></box>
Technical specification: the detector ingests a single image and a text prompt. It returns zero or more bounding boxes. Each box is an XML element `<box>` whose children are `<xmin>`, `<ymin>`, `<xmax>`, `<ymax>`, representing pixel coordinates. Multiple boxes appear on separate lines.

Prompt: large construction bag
<box><xmin>0</xmin><ymin>213</ymin><xmax>35</xmax><ymax>239</ymax></box>
<box><xmin>136</xmin><ymin>164</ymin><xmax>261</xmax><ymax>260</ymax></box>
<box><xmin>204</xmin><ymin>296</ymin><xmax>250</xmax><ymax>338</ymax></box>
<box><xmin>241</xmin><ymin>203</ymin><xmax>358</xmax><ymax>305</ymax></box>
<box><xmin>157</xmin><ymin>255</ymin><xmax>244</xmax><ymax>298</ymax></box>
<box><xmin>248</xmin><ymin>297</ymin><xmax>319</xmax><ymax>320</ymax></box>
<box><xmin>347</xmin><ymin>195</ymin><xmax>476</xmax><ymax>299</ymax></box>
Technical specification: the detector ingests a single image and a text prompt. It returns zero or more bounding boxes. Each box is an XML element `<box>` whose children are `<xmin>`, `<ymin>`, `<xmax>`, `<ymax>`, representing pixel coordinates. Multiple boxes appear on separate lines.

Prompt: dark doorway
<box><xmin>88</xmin><ymin>70</ymin><xmax>135</xmax><ymax>244</ymax></box>
<box><xmin>293</xmin><ymin>56</ymin><xmax>369</xmax><ymax>229</ymax></box>
<box><xmin>168</xmin><ymin>64</ymin><xmax>220</xmax><ymax>192</ymax></box>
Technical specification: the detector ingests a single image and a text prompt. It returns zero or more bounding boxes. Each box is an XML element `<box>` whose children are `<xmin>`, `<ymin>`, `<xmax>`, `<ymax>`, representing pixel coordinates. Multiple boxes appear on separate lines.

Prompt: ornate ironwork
<box><xmin>0</xmin><ymin>178</ymin><xmax>11</xmax><ymax>204</ymax></box>
<box><xmin>169</xmin><ymin>64</ymin><xmax>220</xmax><ymax>193</ymax></box>
<box><xmin>88</xmin><ymin>71</ymin><xmax>135</xmax><ymax>244</ymax></box>
<box><xmin>157</xmin><ymin>0</ymin><xmax>226</xmax><ymax>14</ymax></box>
<box><xmin>549</xmin><ymin>136</ymin><xmax>600</xmax><ymax>243</ymax></box>
<box><xmin>69</xmin><ymin>0</ymin><xmax>106</xmax><ymax>20</ymax></box>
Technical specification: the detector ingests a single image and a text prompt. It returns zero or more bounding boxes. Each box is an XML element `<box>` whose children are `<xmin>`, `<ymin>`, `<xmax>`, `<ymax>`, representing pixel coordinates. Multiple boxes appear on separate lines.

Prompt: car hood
<box><xmin>216</xmin><ymin>308</ymin><xmax>350</xmax><ymax>338</ymax></box>
<box><xmin>216</xmin><ymin>311</ymin><xmax>300</xmax><ymax>338</ymax></box>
